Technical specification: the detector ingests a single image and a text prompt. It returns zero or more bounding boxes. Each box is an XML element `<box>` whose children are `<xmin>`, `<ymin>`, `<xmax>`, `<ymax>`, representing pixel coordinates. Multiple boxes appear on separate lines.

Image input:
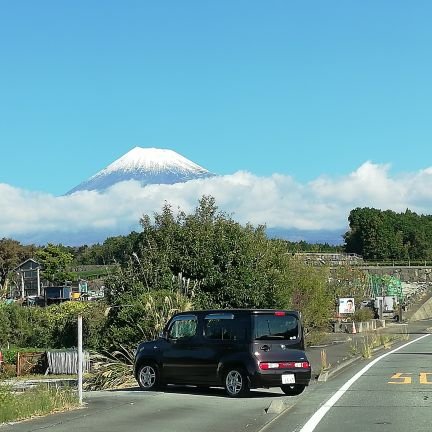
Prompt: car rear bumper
<box><xmin>250</xmin><ymin>370</ymin><xmax>311</xmax><ymax>388</ymax></box>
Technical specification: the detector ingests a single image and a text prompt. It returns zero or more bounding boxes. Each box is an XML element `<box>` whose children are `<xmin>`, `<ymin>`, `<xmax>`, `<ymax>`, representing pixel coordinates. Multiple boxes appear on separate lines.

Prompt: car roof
<box><xmin>173</xmin><ymin>309</ymin><xmax>301</xmax><ymax>317</ymax></box>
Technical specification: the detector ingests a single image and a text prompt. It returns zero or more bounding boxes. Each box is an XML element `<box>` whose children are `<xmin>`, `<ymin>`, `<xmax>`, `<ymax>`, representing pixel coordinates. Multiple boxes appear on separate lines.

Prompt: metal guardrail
<box><xmin>361</xmin><ymin>260</ymin><xmax>432</xmax><ymax>267</ymax></box>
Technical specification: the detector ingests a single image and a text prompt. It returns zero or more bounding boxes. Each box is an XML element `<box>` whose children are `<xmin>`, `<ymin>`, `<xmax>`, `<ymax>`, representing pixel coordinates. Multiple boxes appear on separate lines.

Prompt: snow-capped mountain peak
<box><xmin>103</xmin><ymin>147</ymin><xmax>209</xmax><ymax>175</ymax></box>
<box><xmin>66</xmin><ymin>147</ymin><xmax>214</xmax><ymax>194</ymax></box>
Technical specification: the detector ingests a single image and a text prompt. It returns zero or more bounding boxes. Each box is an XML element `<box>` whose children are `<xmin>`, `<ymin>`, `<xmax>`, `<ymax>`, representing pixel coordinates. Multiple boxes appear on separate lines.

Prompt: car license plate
<box><xmin>282</xmin><ymin>374</ymin><xmax>295</xmax><ymax>384</ymax></box>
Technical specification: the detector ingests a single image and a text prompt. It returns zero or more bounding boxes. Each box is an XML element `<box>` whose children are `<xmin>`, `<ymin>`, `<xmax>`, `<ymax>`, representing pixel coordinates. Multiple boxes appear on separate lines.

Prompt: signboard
<box><xmin>374</xmin><ymin>296</ymin><xmax>394</xmax><ymax>312</ymax></box>
<box><xmin>78</xmin><ymin>281</ymin><xmax>88</xmax><ymax>294</ymax></box>
<box><xmin>339</xmin><ymin>297</ymin><xmax>355</xmax><ymax>314</ymax></box>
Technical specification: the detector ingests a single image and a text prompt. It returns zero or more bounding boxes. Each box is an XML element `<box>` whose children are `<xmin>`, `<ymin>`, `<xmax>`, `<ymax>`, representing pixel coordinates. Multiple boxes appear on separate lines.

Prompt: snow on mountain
<box><xmin>66</xmin><ymin>147</ymin><xmax>214</xmax><ymax>194</ymax></box>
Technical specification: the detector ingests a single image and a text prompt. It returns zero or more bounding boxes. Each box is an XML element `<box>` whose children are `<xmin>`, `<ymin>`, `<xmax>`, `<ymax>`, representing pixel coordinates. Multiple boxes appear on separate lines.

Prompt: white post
<box><xmin>37</xmin><ymin>268</ymin><xmax>41</xmax><ymax>297</ymax></box>
<box><xmin>78</xmin><ymin>314</ymin><xmax>83</xmax><ymax>405</ymax></box>
<box><xmin>21</xmin><ymin>272</ymin><xmax>25</xmax><ymax>298</ymax></box>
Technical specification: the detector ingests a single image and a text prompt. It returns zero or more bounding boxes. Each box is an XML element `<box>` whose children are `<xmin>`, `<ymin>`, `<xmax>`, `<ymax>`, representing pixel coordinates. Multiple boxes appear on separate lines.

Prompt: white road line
<box><xmin>300</xmin><ymin>333</ymin><xmax>431</xmax><ymax>432</ymax></box>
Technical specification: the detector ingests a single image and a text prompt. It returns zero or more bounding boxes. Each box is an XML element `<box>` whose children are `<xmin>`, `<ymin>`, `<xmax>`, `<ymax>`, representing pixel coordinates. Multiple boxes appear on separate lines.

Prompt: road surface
<box><xmin>269</xmin><ymin>330</ymin><xmax>432</xmax><ymax>432</ymax></box>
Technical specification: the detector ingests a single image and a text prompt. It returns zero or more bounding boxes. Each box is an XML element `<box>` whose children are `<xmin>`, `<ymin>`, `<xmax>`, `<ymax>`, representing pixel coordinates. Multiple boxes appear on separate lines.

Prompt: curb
<box><xmin>265</xmin><ymin>398</ymin><xmax>293</xmax><ymax>414</ymax></box>
<box><xmin>316</xmin><ymin>335</ymin><xmax>411</xmax><ymax>382</ymax></box>
<box><xmin>317</xmin><ymin>355</ymin><xmax>362</xmax><ymax>382</ymax></box>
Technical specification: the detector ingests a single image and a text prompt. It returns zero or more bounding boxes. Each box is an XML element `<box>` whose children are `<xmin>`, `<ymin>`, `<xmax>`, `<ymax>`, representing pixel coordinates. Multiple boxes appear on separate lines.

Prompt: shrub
<box><xmin>84</xmin><ymin>348</ymin><xmax>135</xmax><ymax>390</ymax></box>
<box><xmin>104</xmin><ymin>290</ymin><xmax>193</xmax><ymax>350</ymax></box>
<box><xmin>47</xmin><ymin>301</ymin><xmax>107</xmax><ymax>349</ymax></box>
<box><xmin>352</xmin><ymin>308</ymin><xmax>375</xmax><ymax>322</ymax></box>
<box><xmin>0</xmin><ymin>305</ymin><xmax>11</xmax><ymax>346</ymax></box>
<box><xmin>0</xmin><ymin>301</ymin><xmax>107</xmax><ymax>352</ymax></box>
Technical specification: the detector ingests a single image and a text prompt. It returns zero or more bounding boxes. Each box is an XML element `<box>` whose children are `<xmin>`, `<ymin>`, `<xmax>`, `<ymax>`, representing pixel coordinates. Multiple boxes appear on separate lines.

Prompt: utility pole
<box><xmin>78</xmin><ymin>314</ymin><xmax>83</xmax><ymax>405</ymax></box>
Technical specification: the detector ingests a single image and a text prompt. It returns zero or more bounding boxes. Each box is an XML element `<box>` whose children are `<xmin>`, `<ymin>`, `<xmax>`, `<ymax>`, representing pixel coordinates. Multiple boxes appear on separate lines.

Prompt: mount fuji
<box><xmin>66</xmin><ymin>147</ymin><xmax>215</xmax><ymax>194</ymax></box>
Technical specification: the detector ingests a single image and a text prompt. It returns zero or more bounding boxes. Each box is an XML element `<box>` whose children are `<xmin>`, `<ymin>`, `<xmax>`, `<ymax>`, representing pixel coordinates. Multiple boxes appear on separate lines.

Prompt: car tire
<box><xmin>224</xmin><ymin>368</ymin><xmax>250</xmax><ymax>398</ymax></box>
<box><xmin>280</xmin><ymin>384</ymin><xmax>305</xmax><ymax>396</ymax></box>
<box><xmin>137</xmin><ymin>363</ymin><xmax>160</xmax><ymax>391</ymax></box>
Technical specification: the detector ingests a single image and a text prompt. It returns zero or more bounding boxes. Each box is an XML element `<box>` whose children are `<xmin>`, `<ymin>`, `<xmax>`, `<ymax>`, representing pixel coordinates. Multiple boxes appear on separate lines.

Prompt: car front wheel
<box><xmin>280</xmin><ymin>384</ymin><xmax>305</xmax><ymax>396</ymax></box>
<box><xmin>137</xmin><ymin>363</ymin><xmax>160</xmax><ymax>390</ymax></box>
<box><xmin>224</xmin><ymin>368</ymin><xmax>250</xmax><ymax>398</ymax></box>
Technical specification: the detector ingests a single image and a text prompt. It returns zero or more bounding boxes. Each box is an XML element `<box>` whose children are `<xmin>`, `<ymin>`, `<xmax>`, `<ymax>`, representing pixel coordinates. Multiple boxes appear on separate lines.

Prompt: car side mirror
<box><xmin>159</xmin><ymin>331</ymin><xmax>167</xmax><ymax>339</ymax></box>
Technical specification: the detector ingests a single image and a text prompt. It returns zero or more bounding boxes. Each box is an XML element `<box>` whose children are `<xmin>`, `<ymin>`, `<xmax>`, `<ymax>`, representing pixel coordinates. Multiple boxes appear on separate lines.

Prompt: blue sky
<box><xmin>1</xmin><ymin>1</ymin><xmax>432</xmax><ymax>244</ymax></box>
<box><xmin>1</xmin><ymin>1</ymin><xmax>431</xmax><ymax>194</ymax></box>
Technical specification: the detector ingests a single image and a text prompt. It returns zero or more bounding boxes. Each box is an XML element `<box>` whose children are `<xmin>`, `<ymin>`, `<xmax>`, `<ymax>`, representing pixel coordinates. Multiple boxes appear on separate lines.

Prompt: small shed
<box><xmin>14</xmin><ymin>258</ymin><xmax>42</xmax><ymax>298</ymax></box>
<box><xmin>44</xmin><ymin>286</ymin><xmax>72</xmax><ymax>305</ymax></box>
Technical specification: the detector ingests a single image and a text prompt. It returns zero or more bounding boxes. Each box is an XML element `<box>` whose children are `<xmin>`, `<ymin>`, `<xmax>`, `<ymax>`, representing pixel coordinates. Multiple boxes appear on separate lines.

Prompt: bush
<box><xmin>0</xmin><ymin>306</ymin><xmax>11</xmax><ymax>347</ymax></box>
<box><xmin>0</xmin><ymin>363</ymin><xmax>16</xmax><ymax>379</ymax></box>
<box><xmin>0</xmin><ymin>302</ymin><xmax>107</xmax><ymax>351</ymax></box>
<box><xmin>352</xmin><ymin>308</ymin><xmax>375</xmax><ymax>322</ymax></box>
<box><xmin>104</xmin><ymin>290</ymin><xmax>193</xmax><ymax>350</ymax></box>
<box><xmin>47</xmin><ymin>301</ymin><xmax>107</xmax><ymax>349</ymax></box>
<box><xmin>84</xmin><ymin>349</ymin><xmax>135</xmax><ymax>390</ymax></box>
<box><xmin>2</xmin><ymin>348</ymin><xmax>18</xmax><ymax>364</ymax></box>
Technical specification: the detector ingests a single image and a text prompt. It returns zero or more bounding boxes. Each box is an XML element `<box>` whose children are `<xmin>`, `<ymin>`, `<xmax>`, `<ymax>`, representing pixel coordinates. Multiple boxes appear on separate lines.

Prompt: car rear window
<box><xmin>253</xmin><ymin>314</ymin><xmax>299</xmax><ymax>340</ymax></box>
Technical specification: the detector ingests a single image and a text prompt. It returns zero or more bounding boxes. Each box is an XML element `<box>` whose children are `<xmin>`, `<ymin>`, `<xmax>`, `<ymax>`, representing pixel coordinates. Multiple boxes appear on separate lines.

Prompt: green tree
<box><xmin>36</xmin><ymin>244</ymin><xmax>74</xmax><ymax>284</ymax></box>
<box><xmin>0</xmin><ymin>238</ymin><xmax>36</xmax><ymax>294</ymax></box>
<box><xmin>344</xmin><ymin>207</ymin><xmax>432</xmax><ymax>260</ymax></box>
<box><xmin>105</xmin><ymin>196</ymin><xmax>332</xmax><ymax>342</ymax></box>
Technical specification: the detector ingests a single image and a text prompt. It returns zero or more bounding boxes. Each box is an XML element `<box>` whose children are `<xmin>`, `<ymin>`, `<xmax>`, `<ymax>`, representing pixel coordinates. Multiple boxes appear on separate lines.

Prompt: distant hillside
<box><xmin>266</xmin><ymin>227</ymin><xmax>345</xmax><ymax>246</ymax></box>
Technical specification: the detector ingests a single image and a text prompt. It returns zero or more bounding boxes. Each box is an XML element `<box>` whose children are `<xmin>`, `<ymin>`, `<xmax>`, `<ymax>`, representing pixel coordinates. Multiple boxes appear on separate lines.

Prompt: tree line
<box><xmin>1</xmin><ymin>197</ymin><xmax>371</xmax><ymax>352</ymax></box>
<box><xmin>344</xmin><ymin>207</ymin><xmax>432</xmax><ymax>260</ymax></box>
<box><xmin>2</xmin><ymin>205</ymin><xmax>432</xmax><ymax>292</ymax></box>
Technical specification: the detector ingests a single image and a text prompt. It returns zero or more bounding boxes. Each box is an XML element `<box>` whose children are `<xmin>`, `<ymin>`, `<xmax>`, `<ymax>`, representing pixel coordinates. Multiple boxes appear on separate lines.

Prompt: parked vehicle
<box><xmin>134</xmin><ymin>309</ymin><xmax>311</xmax><ymax>397</ymax></box>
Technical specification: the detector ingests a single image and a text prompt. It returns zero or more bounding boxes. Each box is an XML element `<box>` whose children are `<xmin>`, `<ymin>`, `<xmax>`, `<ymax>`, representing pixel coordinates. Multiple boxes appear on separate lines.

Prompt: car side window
<box><xmin>204</xmin><ymin>315</ymin><xmax>246</xmax><ymax>341</ymax></box>
<box><xmin>168</xmin><ymin>316</ymin><xmax>197</xmax><ymax>340</ymax></box>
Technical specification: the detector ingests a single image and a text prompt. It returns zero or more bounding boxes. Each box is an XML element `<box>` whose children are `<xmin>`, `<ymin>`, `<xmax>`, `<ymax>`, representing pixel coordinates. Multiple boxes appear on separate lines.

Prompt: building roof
<box><xmin>13</xmin><ymin>258</ymin><xmax>41</xmax><ymax>272</ymax></box>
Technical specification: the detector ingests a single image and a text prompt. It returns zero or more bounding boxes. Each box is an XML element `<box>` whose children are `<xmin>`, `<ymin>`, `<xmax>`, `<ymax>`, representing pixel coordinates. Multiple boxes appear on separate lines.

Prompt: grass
<box><xmin>320</xmin><ymin>349</ymin><xmax>330</xmax><ymax>372</ymax></box>
<box><xmin>349</xmin><ymin>331</ymin><xmax>403</xmax><ymax>359</ymax></box>
<box><xmin>10</xmin><ymin>374</ymin><xmax>80</xmax><ymax>381</ymax></box>
<box><xmin>305</xmin><ymin>330</ymin><xmax>327</xmax><ymax>347</ymax></box>
<box><xmin>0</xmin><ymin>384</ymin><xmax>79</xmax><ymax>424</ymax></box>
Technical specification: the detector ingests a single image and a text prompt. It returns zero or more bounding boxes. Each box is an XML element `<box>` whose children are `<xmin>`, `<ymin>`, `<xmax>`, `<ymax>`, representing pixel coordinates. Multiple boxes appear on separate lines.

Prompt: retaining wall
<box><xmin>360</xmin><ymin>266</ymin><xmax>432</xmax><ymax>283</ymax></box>
<box><xmin>409</xmin><ymin>297</ymin><xmax>432</xmax><ymax>321</ymax></box>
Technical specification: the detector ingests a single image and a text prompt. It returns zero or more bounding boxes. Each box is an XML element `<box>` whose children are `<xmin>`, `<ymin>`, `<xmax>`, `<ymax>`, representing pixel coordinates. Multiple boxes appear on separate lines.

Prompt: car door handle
<box><xmin>260</xmin><ymin>344</ymin><xmax>271</xmax><ymax>352</ymax></box>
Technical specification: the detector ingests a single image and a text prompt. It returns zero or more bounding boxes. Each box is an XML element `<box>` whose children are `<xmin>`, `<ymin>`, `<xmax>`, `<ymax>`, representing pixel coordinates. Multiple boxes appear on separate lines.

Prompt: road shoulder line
<box><xmin>299</xmin><ymin>333</ymin><xmax>431</xmax><ymax>432</ymax></box>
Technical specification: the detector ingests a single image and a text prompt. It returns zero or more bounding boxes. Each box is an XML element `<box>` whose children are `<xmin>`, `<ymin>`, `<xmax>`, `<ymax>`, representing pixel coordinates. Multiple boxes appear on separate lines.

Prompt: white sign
<box><xmin>339</xmin><ymin>297</ymin><xmax>355</xmax><ymax>314</ymax></box>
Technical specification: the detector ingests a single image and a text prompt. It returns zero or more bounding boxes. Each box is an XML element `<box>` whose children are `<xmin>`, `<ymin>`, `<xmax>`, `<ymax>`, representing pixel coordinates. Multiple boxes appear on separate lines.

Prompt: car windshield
<box><xmin>253</xmin><ymin>314</ymin><xmax>299</xmax><ymax>340</ymax></box>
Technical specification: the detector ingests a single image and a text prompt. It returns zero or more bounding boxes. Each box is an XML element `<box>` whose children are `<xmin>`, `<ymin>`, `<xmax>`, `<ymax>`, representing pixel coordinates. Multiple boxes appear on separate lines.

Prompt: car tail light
<box><xmin>274</xmin><ymin>311</ymin><xmax>285</xmax><ymax>316</ymax></box>
<box><xmin>259</xmin><ymin>361</ymin><xmax>310</xmax><ymax>370</ymax></box>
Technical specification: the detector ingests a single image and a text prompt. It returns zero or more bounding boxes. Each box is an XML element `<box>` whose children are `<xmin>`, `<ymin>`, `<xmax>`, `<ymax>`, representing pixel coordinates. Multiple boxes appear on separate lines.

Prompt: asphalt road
<box><xmin>268</xmin><ymin>328</ymin><xmax>432</xmax><ymax>432</ymax></box>
<box><xmin>0</xmin><ymin>385</ymin><xmax>311</xmax><ymax>432</ymax></box>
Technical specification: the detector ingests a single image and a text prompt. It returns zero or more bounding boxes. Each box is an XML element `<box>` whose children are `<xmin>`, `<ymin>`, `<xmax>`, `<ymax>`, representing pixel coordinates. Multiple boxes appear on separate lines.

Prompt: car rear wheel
<box><xmin>280</xmin><ymin>384</ymin><xmax>305</xmax><ymax>396</ymax></box>
<box><xmin>137</xmin><ymin>363</ymin><xmax>160</xmax><ymax>390</ymax></box>
<box><xmin>224</xmin><ymin>368</ymin><xmax>250</xmax><ymax>398</ymax></box>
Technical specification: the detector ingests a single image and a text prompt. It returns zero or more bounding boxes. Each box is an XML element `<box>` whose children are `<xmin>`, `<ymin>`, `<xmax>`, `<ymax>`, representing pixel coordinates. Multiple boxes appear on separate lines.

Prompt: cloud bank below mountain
<box><xmin>2</xmin><ymin>161</ymin><xmax>432</xmax><ymax>245</ymax></box>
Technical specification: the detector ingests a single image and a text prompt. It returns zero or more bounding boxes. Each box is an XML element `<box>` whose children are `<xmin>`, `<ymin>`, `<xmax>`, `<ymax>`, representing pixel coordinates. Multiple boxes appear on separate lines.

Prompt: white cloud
<box><xmin>2</xmin><ymin>161</ymin><xmax>432</xmax><ymax>244</ymax></box>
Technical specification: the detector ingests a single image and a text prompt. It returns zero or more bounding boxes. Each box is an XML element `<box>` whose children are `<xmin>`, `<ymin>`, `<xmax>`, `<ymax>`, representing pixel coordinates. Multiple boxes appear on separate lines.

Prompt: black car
<box><xmin>134</xmin><ymin>309</ymin><xmax>311</xmax><ymax>397</ymax></box>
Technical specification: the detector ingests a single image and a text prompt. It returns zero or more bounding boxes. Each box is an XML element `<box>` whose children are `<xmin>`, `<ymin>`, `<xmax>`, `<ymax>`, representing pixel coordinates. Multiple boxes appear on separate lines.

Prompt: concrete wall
<box><xmin>360</xmin><ymin>266</ymin><xmax>432</xmax><ymax>283</ymax></box>
<box><xmin>409</xmin><ymin>296</ymin><xmax>432</xmax><ymax>321</ymax></box>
